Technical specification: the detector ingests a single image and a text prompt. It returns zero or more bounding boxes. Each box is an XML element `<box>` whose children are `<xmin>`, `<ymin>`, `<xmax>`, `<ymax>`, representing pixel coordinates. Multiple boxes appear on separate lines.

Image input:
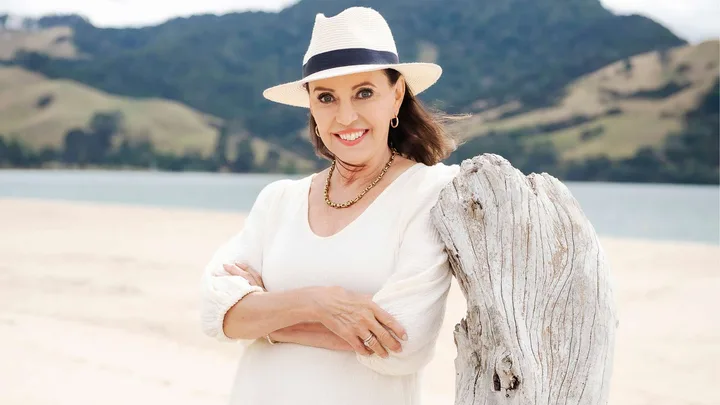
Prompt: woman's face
<box><xmin>308</xmin><ymin>70</ymin><xmax>404</xmax><ymax>165</ymax></box>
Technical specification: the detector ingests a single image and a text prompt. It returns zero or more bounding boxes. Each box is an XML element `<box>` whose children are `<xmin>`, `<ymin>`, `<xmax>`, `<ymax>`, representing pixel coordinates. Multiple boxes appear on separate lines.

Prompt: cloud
<box><xmin>601</xmin><ymin>0</ymin><xmax>720</xmax><ymax>42</ymax></box>
<box><xmin>1</xmin><ymin>0</ymin><xmax>718</xmax><ymax>42</ymax></box>
<box><xmin>1</xmin><ymin>0</ymin><xmax>295</xmax><ymax>27</ymax></box>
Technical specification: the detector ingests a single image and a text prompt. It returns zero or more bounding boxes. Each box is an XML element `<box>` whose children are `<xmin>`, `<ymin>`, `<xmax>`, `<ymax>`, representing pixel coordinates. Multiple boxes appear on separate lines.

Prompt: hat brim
<box><xmin>262</xmin><ymin>62</ymin><xmax>442</xmax><ymax>108</ymax></box>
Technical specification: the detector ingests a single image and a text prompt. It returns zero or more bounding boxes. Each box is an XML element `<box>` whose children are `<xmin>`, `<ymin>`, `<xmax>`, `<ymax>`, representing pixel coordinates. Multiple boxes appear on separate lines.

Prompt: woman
<box><xmin>201</xmin><ymin>7</ymin><xmax>460</xmax><ymax>405</ymax></box>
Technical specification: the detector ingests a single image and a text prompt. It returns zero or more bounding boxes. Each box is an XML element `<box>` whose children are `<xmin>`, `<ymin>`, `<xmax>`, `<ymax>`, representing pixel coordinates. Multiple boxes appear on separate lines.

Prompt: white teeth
<box><xmin>338</xmin><ymin>130</ymin><xmax>365</xmax><ymax>141</ymax></box>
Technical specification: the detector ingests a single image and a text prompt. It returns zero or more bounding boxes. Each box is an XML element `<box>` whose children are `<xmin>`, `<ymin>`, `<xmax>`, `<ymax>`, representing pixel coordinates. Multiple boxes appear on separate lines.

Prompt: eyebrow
<box><xmin>312</xmin><ymin>81</ymin><xmax>377</xmax><ymax>92</ymax></box>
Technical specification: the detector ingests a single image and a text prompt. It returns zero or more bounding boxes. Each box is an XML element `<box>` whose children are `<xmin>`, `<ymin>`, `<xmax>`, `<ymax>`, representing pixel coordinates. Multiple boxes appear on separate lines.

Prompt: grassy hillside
<box><xmin>0</xmin><ymin>26</ymin><xmax>78</xmax><ymax>60</ymax></box>
<box><xmin>0</xmin><ymin>66</ymin><xmax>316</xmax><ymax>171</ymax></box>
<box><xmin>11</xmin><ymin>0</ymin><xmax>684</xmax><ymax>153</ymax></box>
<box><xmin>453</xmin><ymin>40</ymin><xmax>719</xmax><ymax>161</ymax></box>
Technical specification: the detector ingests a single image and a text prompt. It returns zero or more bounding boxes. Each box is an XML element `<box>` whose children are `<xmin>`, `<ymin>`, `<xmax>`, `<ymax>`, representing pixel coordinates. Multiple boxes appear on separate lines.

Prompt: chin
<box><xmin>329</xmin><ymin>134</ymin><xmax>376</xmax><ymax>165</ymax></box>
<box><xmin>331</xmin><ymin>148</ymin><xmax>372</xmax><ymax>166</ymax></box>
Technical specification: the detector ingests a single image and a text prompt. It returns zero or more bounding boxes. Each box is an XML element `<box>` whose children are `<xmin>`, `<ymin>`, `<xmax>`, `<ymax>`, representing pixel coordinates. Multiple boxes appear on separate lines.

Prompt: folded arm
<box><xmin>218</xmin><ymin>262</ymin><xmax>373</xmax><ymax>354</ymax></box>
<box><xmin>200</xmin><ymin>180</ymin><xmax>295</xmax><ymax>344</ymax></box>
<box><xmin>355</xmin><ymin>237</ymin><xmax>452</xmax><ymax>375</ymax></box>
<box><xmin>270</xmin><ymin>322</ymin><xmax>357</xmax><ymax>352</ymax></box>
<box><xmin>354</xmin><ymin>167</ymin><xmax>457</xmax><ymax>376</ymax></box>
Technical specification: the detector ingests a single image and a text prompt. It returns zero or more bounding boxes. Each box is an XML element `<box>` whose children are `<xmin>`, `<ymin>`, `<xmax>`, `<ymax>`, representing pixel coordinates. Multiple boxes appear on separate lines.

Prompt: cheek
<box><xmin>366</xmin><ymin>97</ymin><xmax>395</xmax><ymax>125</ymax></box>
<box><xmin>364</xmin><ymin>108</ymin><xmax>392</xmax><ymax>134</ymax></box>
<box><xmin>311</xmin><ymin>107</ymin><xmax>333</xmax><ymax>132</ymax></box>
<box><xmin>311</xmin><ymin>113</ymin><xmax>337</xmax><ymax>146</ymax></box>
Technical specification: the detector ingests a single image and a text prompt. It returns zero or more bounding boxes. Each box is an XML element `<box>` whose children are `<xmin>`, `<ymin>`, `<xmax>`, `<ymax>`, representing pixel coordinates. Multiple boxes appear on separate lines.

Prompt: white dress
<box><xmin>200</xmin><ymin>162</ymin><xmax>460</xmax><ymax>405</ymax></box>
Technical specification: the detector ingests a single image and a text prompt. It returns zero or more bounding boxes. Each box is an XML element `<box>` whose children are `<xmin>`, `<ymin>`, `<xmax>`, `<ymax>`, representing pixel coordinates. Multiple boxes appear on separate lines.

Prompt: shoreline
<box><xmin>2</xmin><ymin>196</ymin><xmax>717</xmax><ymax>246</ymax></box>
<box><xmin>3</xmin><ymin>167</ymin><xmax>720</xmax><ymax>186</ymax></box>
<box><xmin>1</xmin><ymin>198</ymin><xmax>718</xmax><ymax>404</ymax></box>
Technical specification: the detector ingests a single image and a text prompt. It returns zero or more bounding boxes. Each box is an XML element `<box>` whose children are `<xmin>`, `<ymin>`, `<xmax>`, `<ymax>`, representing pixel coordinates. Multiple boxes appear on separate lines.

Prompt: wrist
<box><xmin>296</xmin><ymin>286</ymin><xmax>326</xmax><ymax>323</ymax></box>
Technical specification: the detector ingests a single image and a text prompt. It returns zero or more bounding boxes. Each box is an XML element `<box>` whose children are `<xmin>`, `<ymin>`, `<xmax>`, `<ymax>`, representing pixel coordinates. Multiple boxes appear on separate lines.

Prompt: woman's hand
<box><xmin>269</xmin><ymin>322</ymin><xmax>369</xmax><ymax>354</ymax></box>
<box><xmin>221</xmin><ymin>264</ymin><xmax>406</xmax><ymax>358</ymax></box>
<box><xmin>223</xmin><ymin>262</ymin><xmax>265</xmax><ymax>290</ymax></box>
<box><xmin>310</xmin><ymin>286</ymin><xmax>407</xmax><ymax>359</ymax></box>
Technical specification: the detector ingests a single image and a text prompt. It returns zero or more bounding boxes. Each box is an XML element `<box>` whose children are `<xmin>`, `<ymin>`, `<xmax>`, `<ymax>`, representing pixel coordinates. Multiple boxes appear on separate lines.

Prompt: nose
<box><xmin>335</xmin><ymin>99</ymin><xmax>358</xmax><ymax>126</ymax></box>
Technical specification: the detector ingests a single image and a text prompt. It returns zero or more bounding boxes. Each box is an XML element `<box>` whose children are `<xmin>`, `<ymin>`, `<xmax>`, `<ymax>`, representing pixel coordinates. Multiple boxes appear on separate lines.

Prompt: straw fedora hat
<box><xmin>262</xmin><ymin>7</ymin><xmax>442</xmax><ymax>108</ymax></box>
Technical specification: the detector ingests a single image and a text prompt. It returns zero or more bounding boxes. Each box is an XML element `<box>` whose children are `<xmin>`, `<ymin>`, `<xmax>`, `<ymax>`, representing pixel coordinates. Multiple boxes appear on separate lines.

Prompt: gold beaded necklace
<box><xmin>324</xmin><ymin>149</ymin><xmax>397</xmax><ymax>209</ymax></box>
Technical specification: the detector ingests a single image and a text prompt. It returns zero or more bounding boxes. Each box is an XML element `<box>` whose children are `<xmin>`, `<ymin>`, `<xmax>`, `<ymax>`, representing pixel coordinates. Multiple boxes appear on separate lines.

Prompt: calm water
<box><xmin>1</xmin><ymin>169</ymin><xmax>718</xmax><ymax>244</ymax></box>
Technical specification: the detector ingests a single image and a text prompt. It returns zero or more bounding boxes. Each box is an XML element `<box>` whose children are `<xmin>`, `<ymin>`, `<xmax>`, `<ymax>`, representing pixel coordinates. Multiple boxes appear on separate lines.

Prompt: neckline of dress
<box><xmin>303</xmin><ymin>162</ymin><xmax>424</xmax><ymax>240</ymax></box>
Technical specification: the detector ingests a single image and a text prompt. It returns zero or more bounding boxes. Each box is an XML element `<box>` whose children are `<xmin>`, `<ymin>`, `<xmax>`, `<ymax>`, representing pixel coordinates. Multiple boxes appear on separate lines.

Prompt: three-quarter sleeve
<box><xmin>199</xmin><ymin>179</ymin><xmax>288</xmax><ymax>343</ymax></box>
<box><xmin>356</xmin><ymin>164</ymin><xmax>459</xmax><ymax>376</ymax></box>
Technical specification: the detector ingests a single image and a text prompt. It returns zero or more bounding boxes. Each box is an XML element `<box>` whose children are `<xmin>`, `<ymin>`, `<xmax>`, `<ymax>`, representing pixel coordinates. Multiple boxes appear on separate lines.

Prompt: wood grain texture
<box><xmin>431</xmin><ymin>154</ymin><xmax>617</xmax><ymax>404</ymax></box>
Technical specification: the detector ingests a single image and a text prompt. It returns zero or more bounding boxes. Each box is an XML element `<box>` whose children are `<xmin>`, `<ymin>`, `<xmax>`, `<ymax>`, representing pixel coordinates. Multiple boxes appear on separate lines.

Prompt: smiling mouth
<box><xmin>334</xmin><ymin>129</ymin><xmax>368</xmax><ymax>142</ymax></box>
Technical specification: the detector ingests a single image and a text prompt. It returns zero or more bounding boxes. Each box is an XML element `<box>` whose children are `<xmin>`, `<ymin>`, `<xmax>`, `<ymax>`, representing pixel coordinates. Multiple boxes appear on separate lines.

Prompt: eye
<box><xmin>317</xmin><ymin>93</ymin><xmax>334</xmax><ymax>104</ymax></box>
<box><xmin>357</xmin><ymin>88</ymin><xmax>374</xmax><ymax>99</ymax></box>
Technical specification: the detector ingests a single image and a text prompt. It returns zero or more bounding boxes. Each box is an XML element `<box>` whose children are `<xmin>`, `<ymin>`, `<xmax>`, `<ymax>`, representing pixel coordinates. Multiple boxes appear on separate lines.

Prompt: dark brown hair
<box><xmin>306</xmin><ymin>69</ymin><xmax>459</xmax><ymax>166</ymax></box>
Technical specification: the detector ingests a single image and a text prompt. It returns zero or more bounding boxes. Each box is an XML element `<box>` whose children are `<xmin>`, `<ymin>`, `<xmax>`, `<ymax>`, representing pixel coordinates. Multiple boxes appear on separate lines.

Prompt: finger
<box><xmin>371</xmin><ymin>304</ymin><xmax>407</xmax><ymax>342</ymax></box>
<box><xmin>243</xmin><ymin>266</ymin><xmax>266</xmax><ymax>289</ymax></box>
<box><xmin>360</xmin><ymin>332</ymin><xmax>388</xmax><ymax>358</ymax></box>
<box><xmin>223</xmin><ymin>263</ymin><xmax>244</xmax><ymax>276</ymax></box>
<box><xmin>233</xmin><ymin>263</ymin><xmax>263</xmax><ymax>287</ymax></box>
<box><xmin>337</xmin><ymin>328</ymin><xmax>372</xmax><ymax>356</ymax></box>
<box><xmin>223</xmin><ymin>264</ymin><xmax>258</xmax><ymax>286</ymax></box>
<box><xmin>232</xmin><ymin>263</ymin><xmax>264</xmax><ymax>287</ymax></box>
<box><xmin>368</xmin><ymin>321</ymin><xmax>402</xmax><ymax>353</ymax></box>
<box><xmin>354</xmin><ymin>337</ymin><xmax>374</xmax><ymax>356</ymax></box>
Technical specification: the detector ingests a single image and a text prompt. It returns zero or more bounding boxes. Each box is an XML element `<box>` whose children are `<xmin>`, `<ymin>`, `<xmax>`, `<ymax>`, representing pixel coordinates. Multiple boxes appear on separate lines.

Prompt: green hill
<box><xmin>11</xmin><ymin>0</ymin><xmax>684</xmax><ymax>149</ymax></box>
<box><xmin>0</xmin><ymin>66</ymin><xmax>316</xmax><ymax>172</ymax></box>
<box><xmin>453</xmin><ymin>40</ymin><xmax>719</xmax><ymax>160</ymax></box>
<box><xmin>449</xmin><ymin>40</ymin><xmax>719</xmax><ymax>183</ymax></box>
<box><xmin>0</xmin><ymin>25</ymin><xmax>78</xmax><ymax>60</ymax></box>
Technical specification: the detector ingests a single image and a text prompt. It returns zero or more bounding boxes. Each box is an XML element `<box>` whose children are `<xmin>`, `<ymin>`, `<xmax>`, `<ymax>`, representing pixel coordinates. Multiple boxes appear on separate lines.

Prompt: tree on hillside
<box><xmin>661</xmin><ymin>79</ymin><xmax>720</xmax><ymax>183</ymax></box>
<box><xmin>0</xmin><ymin>135</ymin><xmax>39</xmax><ymax>168</ymax></box>
<box><xmin>213</xmin><ymin>124</ymin><xmax>230</xmax><ymax>168</ymax></box>
<box><xmin>62</xmin><ymin>128</ymin><xmax>89</xmax><ymax>166</ymax></box>
<box><xmin>0</xmin><ymin>136</ymin><xmax>7</xmax><ymax>166</ymax></box>
<box><xmin>60</xmin><ymin>110</ymin><xmax>125</xmax><ymax>166</ymax></box>
<box><xmin>622</xmin><ymin>58</ymin><xmax>633</xmax><ymax>76</ymax></box>
<box><xmin>88</xmin><ymin>111</ymin><xmax>124</xmax><ymax>163</ymax></box>
<box><xmin>0</xmin><ymin>136</ymin><xmax>5</xmax><ymax>164</ymax></box>
<box><xmin>264</xmin><ymin>150</ymin><xmax>281</xmax><ymax>172</ymax></box>
<box><xmin>230</xmin><ymin>137</ymin><xmax>255</xmax><ymax>173</ymax></box>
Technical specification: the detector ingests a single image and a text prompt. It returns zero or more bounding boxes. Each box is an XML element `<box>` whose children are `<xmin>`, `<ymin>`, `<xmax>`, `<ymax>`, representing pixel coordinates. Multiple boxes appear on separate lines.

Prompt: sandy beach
<box><xmin>0</xmin><ymin>197</ymin><xmax>718</xmax><ymax>404</ymax></box>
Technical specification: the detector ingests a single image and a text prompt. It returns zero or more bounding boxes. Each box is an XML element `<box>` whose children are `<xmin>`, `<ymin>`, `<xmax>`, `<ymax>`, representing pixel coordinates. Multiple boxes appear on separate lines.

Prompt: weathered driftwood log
<box><xmin>431</xmin><ymin>154</ymin><xmax>617</xmax><ymax>405</ymax></box>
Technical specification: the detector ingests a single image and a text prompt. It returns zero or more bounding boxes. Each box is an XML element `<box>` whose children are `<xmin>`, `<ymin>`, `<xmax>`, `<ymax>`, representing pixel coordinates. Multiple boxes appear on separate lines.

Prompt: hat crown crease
<box><xmin>303</xmin><ymin>7</ymin><xmax>398</xmax><ymax>65</ymax></box>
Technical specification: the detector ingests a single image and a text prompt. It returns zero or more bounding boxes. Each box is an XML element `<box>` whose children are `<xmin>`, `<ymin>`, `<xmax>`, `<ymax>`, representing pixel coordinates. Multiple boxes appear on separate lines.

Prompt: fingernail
<box><xmin>402</xmin><ymin>333</ymin><xmax>408</xmax><ymax>341</ymax></box>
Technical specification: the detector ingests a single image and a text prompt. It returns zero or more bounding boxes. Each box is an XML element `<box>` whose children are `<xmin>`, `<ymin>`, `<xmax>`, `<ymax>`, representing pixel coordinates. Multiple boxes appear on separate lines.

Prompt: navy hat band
<box><xmin>303</xmin><ymin>48</ymin><xmax>399</xmax><ymax>78</ymax></box>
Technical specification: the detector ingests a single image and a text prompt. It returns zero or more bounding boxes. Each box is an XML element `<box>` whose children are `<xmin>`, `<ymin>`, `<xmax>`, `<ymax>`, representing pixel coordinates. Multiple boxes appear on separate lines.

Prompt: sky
<box><xmin>1</xmin><ymin>0</ymin><xmax>718</xmax><ymax>43</ymax></box>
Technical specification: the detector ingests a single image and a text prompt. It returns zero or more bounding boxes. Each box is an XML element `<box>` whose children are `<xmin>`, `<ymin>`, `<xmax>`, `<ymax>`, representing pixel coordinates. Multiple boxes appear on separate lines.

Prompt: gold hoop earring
<box><xmin>390</xmin><ymin>116</ymin><xmax>399</xmax><ymax>128</ymax></box>
<box><xmin>315</xmin><ymin>126</ymin><xmax>320</xmax><ymax>137</ymax></box>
